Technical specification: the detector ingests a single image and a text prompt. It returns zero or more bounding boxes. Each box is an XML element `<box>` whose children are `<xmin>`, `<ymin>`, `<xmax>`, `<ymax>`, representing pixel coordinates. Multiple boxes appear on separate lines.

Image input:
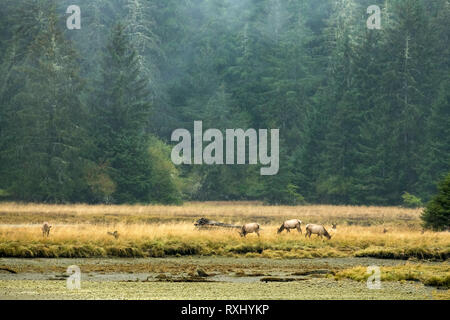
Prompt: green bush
<box><xmin>401</xmin><ymin>192</ymin><xmax>423</xmax><ymax>208</ymax></box>
<box><xmin>147</xmin><ymin>136</ymin><xmax>183</xmax><ymax>204</ymax></box>
<box><xmin>421</xmin><ymin>173</ymin><xmax>450</xmax><ymax>231</ymax></box>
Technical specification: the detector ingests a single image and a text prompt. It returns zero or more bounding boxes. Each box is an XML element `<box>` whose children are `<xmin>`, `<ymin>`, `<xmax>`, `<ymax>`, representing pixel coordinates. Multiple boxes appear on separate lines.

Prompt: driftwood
<box><xmin>0</xmin><ymin>267</ymin><xmax>17</xmax><ymax>274</ymax></box>
<box><xmin>194</xmin><ymin>218</ymin><xmax>241</xmax><ymax>229</ymax></box>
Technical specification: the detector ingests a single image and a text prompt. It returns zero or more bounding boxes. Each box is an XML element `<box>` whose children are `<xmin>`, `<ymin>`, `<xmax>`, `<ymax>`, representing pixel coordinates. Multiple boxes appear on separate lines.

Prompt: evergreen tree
<box><xmin>315</xmin><ymin>0</ymin><xmax>366</xmax><ymax>204</ymax></box>
<box><xmin>421</xmin><ymin>172</ymin><xmax>450</xmax><ymax>231</ymax></box>
<box><xmin>6</xmin><ymin>6</ymin><xmax>87</xmax><ymax>202</ymax></box>
<box><xmin>91</xmin><ymin>23</ymin><xmax>152</xmax><ymax>203</ymax></box>
<box><xmin>378</xmin><ymin>0</ymin><xmax>432</xmax><ymax>200</ymax></box>
<box><xmin>418</xmin><ymin>1</ymin><xmax>450</xmax><ymax>200</ymax></box>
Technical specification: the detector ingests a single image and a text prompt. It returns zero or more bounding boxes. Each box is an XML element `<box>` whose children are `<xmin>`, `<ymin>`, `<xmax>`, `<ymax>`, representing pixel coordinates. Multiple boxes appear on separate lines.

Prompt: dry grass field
<box><xmin>0</xmin><ymin>202</ymin><xmax>448</xmax><ymax>260</ymax></box>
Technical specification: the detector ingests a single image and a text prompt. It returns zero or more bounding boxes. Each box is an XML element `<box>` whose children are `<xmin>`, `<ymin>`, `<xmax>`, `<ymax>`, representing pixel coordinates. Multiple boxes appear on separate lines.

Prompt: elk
<box><xmin>42</xmin><ymin>222</ymin><xmax>52</xmax><ymax>237</ymax></box>
<box><xmin>239</xmin><ymin>223</ymin><xmax>260</xmax><ymax>237</ymax></box>
<box><xmin>305</xmin><ymin>224</ymin><xmax>331</xmax><ymax>240</ymax></box>
<box><xmin>277</xmin><ymin>219</ymin><xmax>302</xmax><ymax>234</ymax></box>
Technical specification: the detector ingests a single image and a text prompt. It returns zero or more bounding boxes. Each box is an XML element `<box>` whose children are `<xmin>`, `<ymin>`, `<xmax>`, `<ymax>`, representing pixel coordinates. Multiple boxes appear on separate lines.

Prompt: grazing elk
<box><xmin>239</xmin><ymin>223</ymin><xmax>261</xmax><ymax>237</ymax></box>
<box><xmin>42</xmin><ymin>222</ymin><xmax>52</xmax><ymax>237</ymax></box>
<box><xmin>305</xmin><ymin>224</ymin><xmax>331</xmax><ymax>240</ymax></box>
<box><xmin>277</xmin><ymin>219</ymin><xmax>302</xmax><ymax>234</ymax></box>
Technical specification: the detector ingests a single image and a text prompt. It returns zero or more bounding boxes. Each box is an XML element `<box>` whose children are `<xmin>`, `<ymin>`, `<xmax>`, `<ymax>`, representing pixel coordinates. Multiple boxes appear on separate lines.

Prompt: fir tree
<box><xmin>91</xmin><ymin>23</ymin><xmax>152</xmax><ymax>203</ymax></box>
<box><xmin>421</xmin><ymin>172</ymin><xmax>450</xmax><ymax>231</ymax></box>
<box><xmin>7</xmin><ymin>7</ymin><xmax>87</xmax><ymax>202</ymax></box>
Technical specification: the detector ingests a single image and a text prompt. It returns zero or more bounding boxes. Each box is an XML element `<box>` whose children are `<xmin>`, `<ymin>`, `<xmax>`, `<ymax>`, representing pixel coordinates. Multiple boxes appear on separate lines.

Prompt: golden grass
<box><xmin>0</xmin><ymin>222</ymin><xmax>442</xmax><ymax>242</ymax></box>
<box><xmin>0</xmin><ymin>202</ymin><xmax>447</xmax><ymax>259</ymax></box>
<box><xmin>0</xmin><ymin>222</ymin><xmax>448</xmax><ymax>259</ymax></box>
<box><xmin>334</xmin><ymin>263</ymin><xmax>450</xmax><ymax>288</ymax></box>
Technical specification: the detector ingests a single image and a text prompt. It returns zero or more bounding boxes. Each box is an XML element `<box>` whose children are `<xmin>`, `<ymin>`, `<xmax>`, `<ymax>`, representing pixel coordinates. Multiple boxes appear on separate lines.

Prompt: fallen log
<box><xmin>194</xmin><ymin>218</ymin><xmax>241</xmax><ymax>229</ymax></box>
<box><xmin>0</xmin><ymin>267</ymin><xmax>17</xmax><ymax>274</ymax></box>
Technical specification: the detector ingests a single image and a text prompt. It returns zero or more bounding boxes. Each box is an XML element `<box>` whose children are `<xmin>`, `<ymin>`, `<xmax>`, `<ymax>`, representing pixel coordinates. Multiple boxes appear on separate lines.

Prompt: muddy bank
<box><xmin>0</xmin><ymin>278</ymin><xmax>439</xmax><ymax>300</ymax></box>
<box><xmin>0</xmin><ymin>257</ymin><xmax>447</xmax><ymax>300</ymax></box>
<box><xmin>0</xmin><ymin>256</ymin><xmax>442</xmax><ymax>278</ymax></box>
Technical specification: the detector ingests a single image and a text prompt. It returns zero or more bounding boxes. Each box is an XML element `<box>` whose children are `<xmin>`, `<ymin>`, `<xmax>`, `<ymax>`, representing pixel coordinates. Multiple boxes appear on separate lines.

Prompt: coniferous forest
<box><xmin>0</xmin><ymin>0</ymin><xmax>448</xmax><ymax>205</ymax></box>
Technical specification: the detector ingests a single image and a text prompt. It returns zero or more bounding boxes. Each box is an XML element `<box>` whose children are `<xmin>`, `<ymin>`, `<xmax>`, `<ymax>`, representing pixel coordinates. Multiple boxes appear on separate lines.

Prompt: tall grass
<box><xmin>0</xmin><ymin>222</ymin><xmax>448</xmax><ymax>259</ymax></box>
<box><xmin>334</xmin><ymin>264</ymin><xmax>450</xmax><ymax>288</ymax></box>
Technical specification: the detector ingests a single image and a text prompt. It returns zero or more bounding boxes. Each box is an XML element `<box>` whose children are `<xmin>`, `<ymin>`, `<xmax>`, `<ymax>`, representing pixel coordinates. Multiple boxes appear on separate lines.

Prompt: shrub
<box><xmin>401</xmin><ymin>192</ymin><xmax>423</xmax><ymax>208</ymax></box>
<box><xmin>421</xmin><ymin>173</ymin><xmax>450</xmax><ymax>231</ymax></box>
<box><xmin>0</xmin><ymin>189</ymin><xmax>10</xmax><ymax>198</ymax></box>
<box><xmin>264</xmin><ymin>183</ymin><xmax>306</xmax><ymax>205</ymax></box>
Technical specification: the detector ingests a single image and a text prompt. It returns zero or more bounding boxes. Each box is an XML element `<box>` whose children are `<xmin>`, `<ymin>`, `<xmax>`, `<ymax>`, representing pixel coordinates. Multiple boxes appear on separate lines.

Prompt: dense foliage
<box><xmin>0</xmin><ymin>0</ymin><xmax>448</xmax><ymax>204</ymax></box>
<box><xmin>421</xmin><ymin>173</ymin><xmax>450</xmax><ymax>231</ymax></box>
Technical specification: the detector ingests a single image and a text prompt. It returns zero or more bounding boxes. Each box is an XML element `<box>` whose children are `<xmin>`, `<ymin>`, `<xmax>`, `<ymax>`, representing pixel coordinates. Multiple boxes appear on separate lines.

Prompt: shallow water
<box><xmin>0</xmin><ymin>256</ymin><xmax>446</xmax><ymax>300</ymax></box>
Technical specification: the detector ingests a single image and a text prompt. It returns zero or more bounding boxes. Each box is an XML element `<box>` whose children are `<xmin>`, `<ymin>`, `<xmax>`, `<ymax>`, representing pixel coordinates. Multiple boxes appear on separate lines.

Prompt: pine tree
<box><xmin>7</xmin><ymin>6</ymin><xmax>87</xmax><ymax>202</ymax></box>
<box><xmin>421</xmin><ymin>172</ymin><xmax>450</xmax><ymax>231</ymax></box>
<box><xmin>91</xmin><ymin>23</ymin><xmax>152</xmax><ymax>203</ymax></box>
<box><xmin>419</xmin><ymin>78</ymin><xmax>450</xmax><ymax>199</ymax></box>
<box><xmin>418</xmin><ymin>1</ymin><xmax>450</xmax><ymax>200</ymax></box>
<box><xmin>60</xmin><ymin>0</ymin><xmax>120</xmax><ymax>80</ymax></box>
<box><xmin>0</xmin><ymin>0</ymin><xmax>16</xmax><ymax>193</ymax></box>
<box><xmin>378</xmin><ymin>0</ymin><xmax>432</xmax><ymax>200</ymax></box>
<box><xmin>315</xmin><ymin>0</ymin><xmax>366</xmax><ymax>204</ymax></box>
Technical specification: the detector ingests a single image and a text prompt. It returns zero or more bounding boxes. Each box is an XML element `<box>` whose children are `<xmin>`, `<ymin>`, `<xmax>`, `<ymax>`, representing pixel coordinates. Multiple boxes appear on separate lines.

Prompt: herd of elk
<box><xmin>40</xmin><ymin>219</ymin><xmax>433</xmax><ymax>240</ymax></box>
<box><xmin>40</xmin><ymin>219</ymin><xmax>335</xmax><ymax>239</ymax></box>
<box><xmin>240</xmin><ymin>219</ymin><xmax>334</xmax><ymax>239</ymax></box>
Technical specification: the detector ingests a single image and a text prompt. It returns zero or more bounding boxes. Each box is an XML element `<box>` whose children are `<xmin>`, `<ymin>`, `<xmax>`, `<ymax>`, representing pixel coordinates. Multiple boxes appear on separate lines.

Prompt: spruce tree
<box><xmin>91</xmin><ymin>23</ymin><xmax>152</xmax><ymax>203</ymax></box>
<box><xmin>421</xmin><ymin>173</ymin><xmax>450</xmax><ymax>231</ymax></box>
<box><xmin>419</xmin><ymin>79</ymin><xmax>450</xmax><ymax>199</ymax></box>
<box><xmin>7</xmin><ymin>7</ymin><xmax>87</xmax><ymax>202</ymax></box>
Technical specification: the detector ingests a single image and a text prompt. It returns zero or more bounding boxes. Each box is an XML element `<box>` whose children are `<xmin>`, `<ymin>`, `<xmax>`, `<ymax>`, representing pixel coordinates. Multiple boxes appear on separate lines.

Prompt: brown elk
<box><xmin>42</xmin><ymin>222</ymin><xmax>52</xmax><ymax>237</ymax></box>
<box><xmin>305</xmin><ymin>224</ymin><xmax>331</xmax><ymax>240</ymax></box>
<box><xmin>277</xmin><ymin>219</ymin><xmax>302</xmax><ymax>234</ymax></box>
<box><xmin>239</xmin><ymin>223</ymin><xmax>260</xmax><ymax>237</ymax></box>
